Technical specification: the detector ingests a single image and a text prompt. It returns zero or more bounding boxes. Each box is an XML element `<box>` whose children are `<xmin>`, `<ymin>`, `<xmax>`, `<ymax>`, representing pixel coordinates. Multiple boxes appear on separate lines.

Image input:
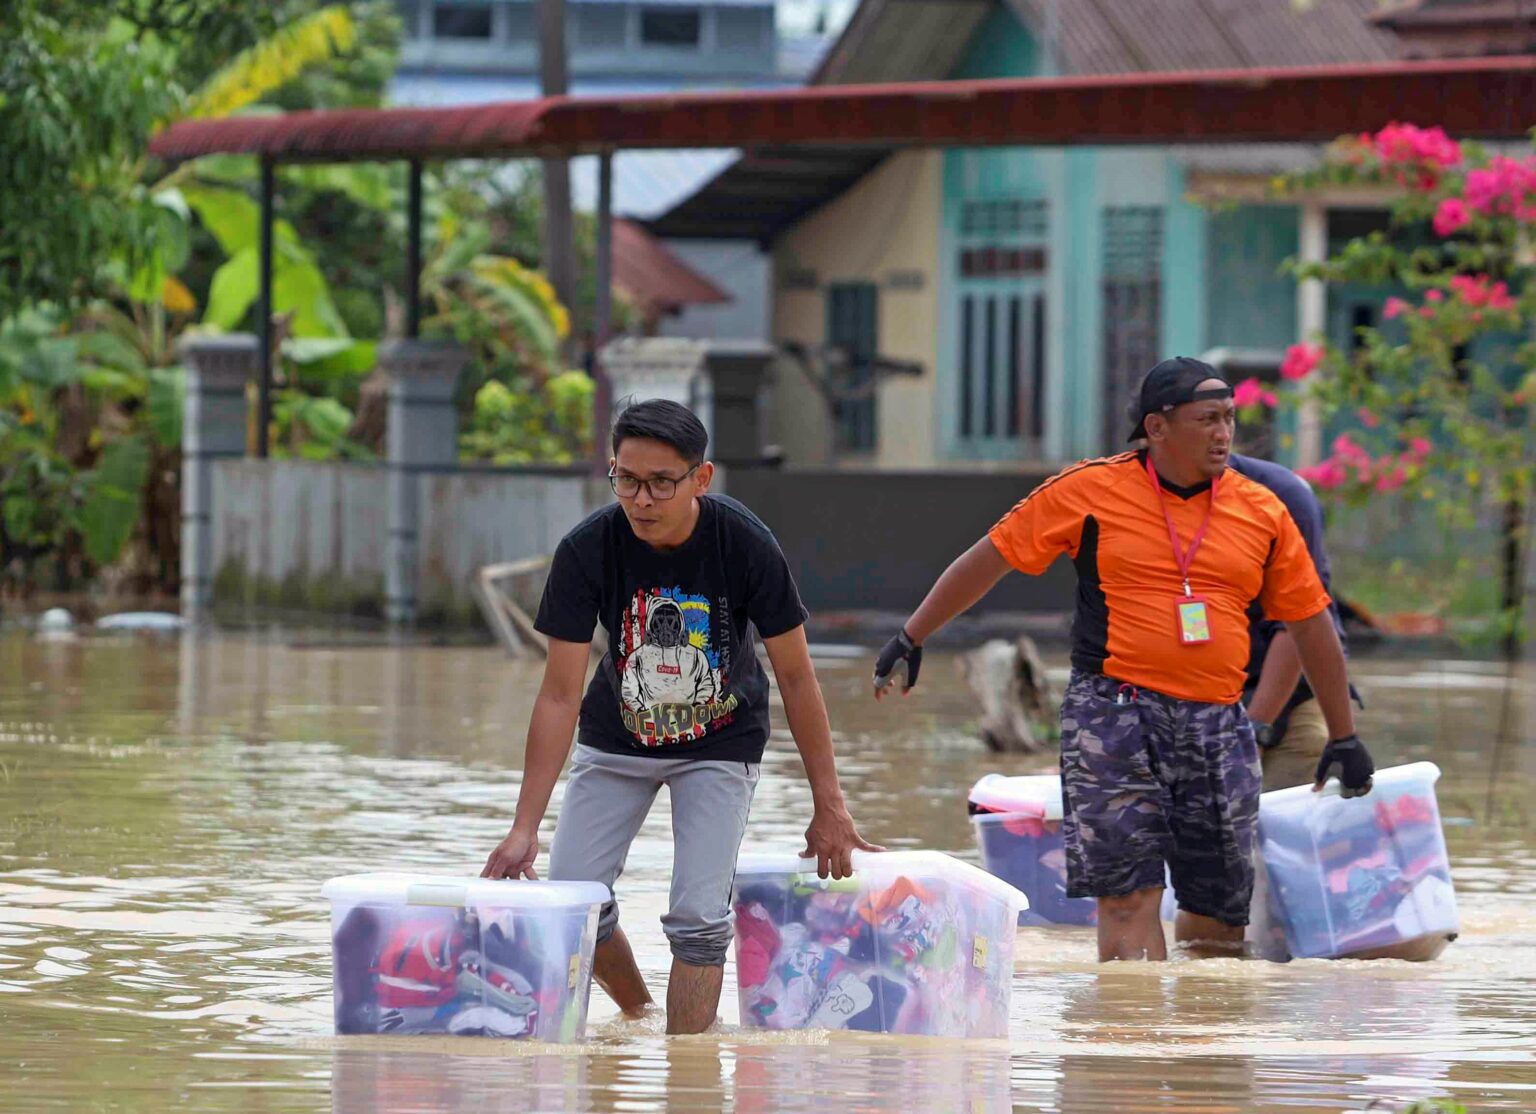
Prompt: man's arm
<box><xmin>482</xmin><ymin>637</ymin><xmax>591</xmax><ymax>879</ymax></box>
<box><xmin>1247</xmin><ymin>627</ymin><xmax>1303</xmax><ymax>723</ymax></box>
<box><xmin>873</xmin><ymin>537</ymin><xmax>1013</xmax><ymax>699</ymax></box>
<box><xmin>764</xmin><ymin>624</ymin><xmax>883</xmax><ymax>879</ymax></box>
<box><xmin>905</xmin><ymin>536</ymin><xmax>1014</xmax><ymax>644</ymax></box>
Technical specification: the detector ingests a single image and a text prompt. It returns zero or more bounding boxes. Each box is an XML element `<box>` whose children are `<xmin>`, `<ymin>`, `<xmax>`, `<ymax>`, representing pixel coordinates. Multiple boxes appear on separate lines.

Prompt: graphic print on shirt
<box><xmin>617</xmin><ymin>588</ymin><xmax>739</xmax><ymax>745</ymax></box>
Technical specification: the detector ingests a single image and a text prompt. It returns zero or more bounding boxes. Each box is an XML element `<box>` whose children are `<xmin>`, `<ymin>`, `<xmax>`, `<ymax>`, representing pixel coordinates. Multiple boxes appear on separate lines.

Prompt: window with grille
<box><xmin>1101</xmin><ymin>207</ymin><xmax>1164</xmax><ymax>451</ymax></box>
<box><xmin>954</xmin><ymin>198</ymin><xmax>1048</xmax><ymax>452</ymax></box>
<box><xmin>827</xmin><ymin>283</ymin><xmax>879</xmax><ymax>453</ymax></box>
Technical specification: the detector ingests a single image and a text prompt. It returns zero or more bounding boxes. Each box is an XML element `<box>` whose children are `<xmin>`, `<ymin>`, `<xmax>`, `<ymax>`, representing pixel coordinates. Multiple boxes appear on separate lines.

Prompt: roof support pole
<box><xmin>539</xmin><ymin>0</ymin><xmax>576</xmax><ymax>359</ymax></box>
<box><xmin>1295</xmin><ymin>200</ymin><xmax>1327</xmax><ymax>468</ymax></box>
<box><xmin>595</xmin><ymin>151</ymin><xmax>613</xmax><ymax>346</ymax></box>
<box><xmin>590</xmin><ymin>150</ymin><xmax>614</xmax><ymax>477</ymax></box>
<box><xmin>406</xmin><ymin>158</ymin><xmax>423</xmax><ymax>339</ymax></box>
<box><xmin>257</xmin><ymin>155</ymin><xmax>275</xmax><ymax>459</ymax></box>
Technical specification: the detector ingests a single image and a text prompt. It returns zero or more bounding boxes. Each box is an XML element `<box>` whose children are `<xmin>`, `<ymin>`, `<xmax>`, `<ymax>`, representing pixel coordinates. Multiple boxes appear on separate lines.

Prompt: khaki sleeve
<box><xmin>986</xmin><ymin>469</ymin><xmax>1090</xmax><ymax>576</ymax></box>
<box><xmin>1259</xmin><ymin>506</ymin><xmax>1333</xmax><ymax>622</ymax></box>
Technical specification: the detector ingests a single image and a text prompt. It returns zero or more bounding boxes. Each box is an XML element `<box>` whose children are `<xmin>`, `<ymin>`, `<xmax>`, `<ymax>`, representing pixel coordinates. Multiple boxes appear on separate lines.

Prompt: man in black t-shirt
<box><xmin>482</xmin><ymin>399</ymin><xmax>879</xmax><ymax>1034</ymax></box>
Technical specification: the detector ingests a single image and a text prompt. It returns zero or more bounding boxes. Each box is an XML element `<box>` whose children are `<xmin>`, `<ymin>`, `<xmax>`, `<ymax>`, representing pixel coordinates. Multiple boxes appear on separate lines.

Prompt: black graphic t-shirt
<box><xmin>533</xmin><ymin>493</ymin><xmax>809</xmax><ymax>762</ymax></box>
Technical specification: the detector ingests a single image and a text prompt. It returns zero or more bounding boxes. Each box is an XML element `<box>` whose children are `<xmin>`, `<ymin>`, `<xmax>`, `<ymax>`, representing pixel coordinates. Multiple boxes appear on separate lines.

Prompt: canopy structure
<box><xmin>145</xmin><ymin>55</ymin><xmax>1536</xmax><ymax>455</ymax></box>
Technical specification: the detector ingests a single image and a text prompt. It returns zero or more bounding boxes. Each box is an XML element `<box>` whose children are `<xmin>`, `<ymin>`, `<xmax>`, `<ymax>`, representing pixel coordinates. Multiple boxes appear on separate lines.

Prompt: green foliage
<box><xmin>461</xmin><ymin>372</ymin><xmax>596</xmax><ymax>465</ymax></box>
<box><xmin>80</xmin><ymin>436</ymin><xmax>150</xmax><ymax>565</ymax></box>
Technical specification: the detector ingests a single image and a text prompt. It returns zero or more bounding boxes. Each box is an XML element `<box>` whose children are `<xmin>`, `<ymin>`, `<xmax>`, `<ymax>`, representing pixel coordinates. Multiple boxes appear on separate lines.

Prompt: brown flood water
<box><xmin>0</xmin><ymin>630</ymin><xmax>1533</xmax><ymax>1112</ymax></box>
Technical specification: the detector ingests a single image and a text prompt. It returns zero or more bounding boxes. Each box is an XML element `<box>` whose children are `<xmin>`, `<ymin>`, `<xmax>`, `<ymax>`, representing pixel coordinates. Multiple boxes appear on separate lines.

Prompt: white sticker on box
<box><xmin>405</xmin><ymin>883</ymin><xmax>468</xmax><ymax>907</ymax></box>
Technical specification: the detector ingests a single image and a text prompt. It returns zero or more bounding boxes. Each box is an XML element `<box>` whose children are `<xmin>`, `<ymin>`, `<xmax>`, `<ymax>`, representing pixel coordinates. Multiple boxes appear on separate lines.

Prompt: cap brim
<box><xmin>1127</xmin><ymin>420</ymin><xmax>1149</xmax><ymax>442</ymax></box>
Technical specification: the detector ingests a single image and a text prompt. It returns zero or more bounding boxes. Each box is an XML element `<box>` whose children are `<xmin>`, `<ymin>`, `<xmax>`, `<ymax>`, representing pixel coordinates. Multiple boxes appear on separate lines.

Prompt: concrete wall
<box><xmin>657</xmin><ymin>240</ymin><xmax>771</xmax><ymax>342</ymax></box>
<box><xmin>769</xmin><ymin>149</ymin><xmax>943</xmax><ymax>469</ymax></box>
<box><xmin>727</xmin><ymin>466</ymin><xmax>1073</xmax><ymax>614</ymax></box>
<box><xmin>210</xmin><ymin>460</ymin><xmax>590</xmax><ymax>622</ymax></box>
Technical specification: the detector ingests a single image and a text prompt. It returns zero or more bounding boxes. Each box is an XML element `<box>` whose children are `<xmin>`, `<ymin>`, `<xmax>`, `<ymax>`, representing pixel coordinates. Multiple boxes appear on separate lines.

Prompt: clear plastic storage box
<box><xmin>322</xmin><ymin>873</ymin><xmax>608</xmax><ymax>1040</ymax></box>
<box><xmin>1257</xmin><ymin>762</ymin><xmax>1459</xmax><ymax>959</ymax></box>
<box><xmin>968</xmin><ymin>773</ymin><xmax>1097</xmax><ymax>927</ymax></box>
<box><xmin>732</xmin><ymin>850</ymin><xmax>1027</xmax><ymax>1037</ymax></box>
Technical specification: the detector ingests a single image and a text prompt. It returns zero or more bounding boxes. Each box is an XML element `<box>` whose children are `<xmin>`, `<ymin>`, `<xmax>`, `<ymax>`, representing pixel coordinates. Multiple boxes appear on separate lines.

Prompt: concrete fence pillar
<box><xmin>600</xmin><ymin>337</ymin><xmax>713</xmax><ymax>445</ymax></box>
<box><xmin>382</xmin><ymin>339</ymin><xmax>468</xmax><ymax>624</ymax></box>
<box><xmin>178</xmin><ymin>334</ymin><xmax>256</xmax><ymax>614</ymax></box>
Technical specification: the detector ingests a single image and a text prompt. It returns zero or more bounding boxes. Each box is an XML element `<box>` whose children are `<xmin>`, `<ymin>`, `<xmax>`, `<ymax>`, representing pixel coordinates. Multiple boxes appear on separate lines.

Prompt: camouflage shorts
<box><xmin>1059</xmin><ymin>671</ymin><xmax>1262</xmax><ymax>927</ymax></box>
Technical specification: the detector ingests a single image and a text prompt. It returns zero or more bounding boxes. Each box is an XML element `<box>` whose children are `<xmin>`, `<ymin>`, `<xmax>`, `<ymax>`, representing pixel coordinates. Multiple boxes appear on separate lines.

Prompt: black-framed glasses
<box><xmin>609</xmin><ymin>463</ymin><xmax>700</xmax><ymax>501</ymax></box>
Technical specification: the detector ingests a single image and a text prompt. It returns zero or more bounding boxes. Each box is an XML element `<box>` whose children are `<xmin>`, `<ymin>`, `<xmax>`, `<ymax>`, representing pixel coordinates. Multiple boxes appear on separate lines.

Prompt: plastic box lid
<box><xmin>1260</xmin><ymin>761</ymin><xmax>1441</xmax><ymax>811</ymax></box>
<box><xmin>734</xmin><ymin>849</ymin><xmax>1029</xmax><ymax>914</ymax></box>
<box><xmin>967</xmin><ymin>773</ymin><xmax>1064</xmax><ymax>820</ymax></box>
<box><xmin>321</xmin><ymin>872</ymin><xmax>610</xmax><ymax>909</ymax></box>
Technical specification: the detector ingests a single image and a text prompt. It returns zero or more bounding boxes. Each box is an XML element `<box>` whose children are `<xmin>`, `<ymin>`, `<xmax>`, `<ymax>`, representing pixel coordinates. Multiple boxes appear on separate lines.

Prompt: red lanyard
<box><xmin>1144</xmin><ymin>454</ymin><xmax>1219</xmax><ymax>597</ymax></box>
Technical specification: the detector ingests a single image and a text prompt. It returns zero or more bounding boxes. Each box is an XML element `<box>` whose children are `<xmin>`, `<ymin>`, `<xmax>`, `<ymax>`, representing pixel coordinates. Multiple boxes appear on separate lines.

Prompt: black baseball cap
<box><xmin>1126</xmin><ymin>357</ymin><xmax>1233</xmax><ymax>442</ymax></box>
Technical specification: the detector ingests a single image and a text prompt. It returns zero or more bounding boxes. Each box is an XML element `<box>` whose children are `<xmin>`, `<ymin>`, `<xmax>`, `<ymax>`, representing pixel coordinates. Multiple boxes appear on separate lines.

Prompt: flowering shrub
<box><xmin>1255</xmin><ymin>125</ymin><xmax>1536</xmax><ymax>644</ymax></box>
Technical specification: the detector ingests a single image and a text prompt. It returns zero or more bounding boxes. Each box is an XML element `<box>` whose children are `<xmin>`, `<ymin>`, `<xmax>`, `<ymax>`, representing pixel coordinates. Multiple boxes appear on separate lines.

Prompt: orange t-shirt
<box><xmin>987</xmin><ymin>450</ymin><xmax>1331</xmax><ymax>705</ymax></box>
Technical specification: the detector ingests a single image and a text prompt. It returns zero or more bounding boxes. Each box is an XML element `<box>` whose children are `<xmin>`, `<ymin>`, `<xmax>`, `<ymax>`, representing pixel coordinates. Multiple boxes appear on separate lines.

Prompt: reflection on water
<box><xmin>1</xmin><ymin>630</ymin><xmax>1534</xmax><ymax>1111</ymax></box>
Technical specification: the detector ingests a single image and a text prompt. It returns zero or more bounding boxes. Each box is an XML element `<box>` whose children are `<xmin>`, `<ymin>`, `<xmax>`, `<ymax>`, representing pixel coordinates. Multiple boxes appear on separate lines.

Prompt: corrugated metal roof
<box><xmin>149</xmin><ymin>56</ymin><xmax>1536</xmax><ymax>163</ymax></box>
<box><xmin>812</xmin><ymin>0</ymin><xmax>1403</xmax><ymax>85</ymax></box>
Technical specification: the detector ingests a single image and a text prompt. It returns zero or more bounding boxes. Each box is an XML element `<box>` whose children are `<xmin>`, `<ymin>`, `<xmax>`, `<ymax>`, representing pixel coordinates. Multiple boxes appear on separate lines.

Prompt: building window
<box><xmin>827</xmin><ymin>283</ymin><xmax>879</xmax><ymax>453</ymax></box>
<box><xmin>640</xmin><ymin>7</ymin><xmax>702</xmax><ymax>47</ymax></box>
<box><xmin>954</xmin><ymin>197</ymin><xmax>1049</xmax><ymax>451</ymax></box>
<box><xmin>433</xmin><ymin>3</ymin><xmax>493</xmax><ymax>39</ymax></box>
<box><xmin>1102</xmin><ymin>207</ymin><xmax>1164</xmax><ymax>452</ymax></box>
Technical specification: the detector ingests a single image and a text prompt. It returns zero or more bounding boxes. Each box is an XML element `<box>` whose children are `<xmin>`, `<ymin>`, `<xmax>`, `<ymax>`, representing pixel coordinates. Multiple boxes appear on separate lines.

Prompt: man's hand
<box><xmin>802</xmin><ymin>802</ymin><xmax>884</xmax><ymax>880</ymax></box>
<box><xmin>481</xmin><ymin>827</ymin><xmax>540</xmax><ymax>880</ymax></box>
<box><xmin>873</xmin><ymin>629</ymin><xmax>922</xmax><ymax>700</ymax></box>
<box><xmin>1313</xmin><ymin>734</ymin><xmax>1375</xmax><ymax>799</ymax></box>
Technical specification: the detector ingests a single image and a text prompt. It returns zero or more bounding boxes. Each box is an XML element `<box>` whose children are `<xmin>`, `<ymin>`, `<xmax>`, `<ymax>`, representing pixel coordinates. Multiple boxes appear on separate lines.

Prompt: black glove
<box><xmin>1313</xmin><ymin>734</ymin><xmax>1375</xmax><ymax>798</ymax></box>
<box><xmin>873</xmin><ymin>628</ymin><xmax>922</xmax><ymax>696</ymax></box>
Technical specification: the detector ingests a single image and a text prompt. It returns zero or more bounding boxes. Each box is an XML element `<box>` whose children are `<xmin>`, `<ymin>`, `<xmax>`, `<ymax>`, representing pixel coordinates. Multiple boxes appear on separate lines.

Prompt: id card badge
<box><xmin>1174</xmin><ymin>595</ymin><xmax>1211</xmax><ymax>645</ymax></box>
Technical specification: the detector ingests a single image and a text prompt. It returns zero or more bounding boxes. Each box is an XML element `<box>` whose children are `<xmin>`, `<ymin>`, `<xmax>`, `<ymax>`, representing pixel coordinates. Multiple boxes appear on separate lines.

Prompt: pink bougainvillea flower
<box><xmin>1375</xmin><ymin>463</ymin><xmax>1407</xmax><ymax>493</ymax></box>
<box><xmin>1297</xmin><ymin>459</ymin><xmax>1349</xmax><ymax>491</ymax></box>
<box><xmin>1425</xmin><ymin>289</ymin><xmax>1444</xmax><ymax>303</ymax></box>
<box><xmin>1407</xmin><ymin>436</ymin><xmax>1433</xmax><ymax>460</ymax></box>
<box><xmin>1233</xmin><ymin>377</ymin><xmax>1278</xmax><ymax>409</ymax></box>
<box><xmin>1464</xmin><ymin>155</ymin><xmax>1536</xmax><ymax>217</ymax></box>
<box><xmin>1433</xmin><ymin>197</ymin><xmax>1470</xmax><ymax>237</ymax></box>
<box><xmin>1372</xmin><ymin>122</ymin><xmax>1462</xmax><ymax>169</ymax></box>
<box><xmin>1383</xmin><ymin>296</ymin><xmax>1409</xmax><ymax>320</ymax></box>
<box><xmin>1332</xmin><ymin>432</ymin><xmax>1371</xmax><ymax>464</ymax></box>
<box><xmin>1357</xmin><ymin>407</ymin><xmax>1380</xmax><ymax>429</ymax></box>
<box><xmin>1280</xmin><ymin>343</ymin><xmax>1324</xmax><ymax>381</ymax></box>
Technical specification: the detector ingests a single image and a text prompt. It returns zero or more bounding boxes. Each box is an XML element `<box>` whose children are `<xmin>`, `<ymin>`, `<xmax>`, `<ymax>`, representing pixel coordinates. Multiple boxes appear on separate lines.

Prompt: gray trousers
<box><xmin>548</xmin><ymin>743</ymin><xmax>760</xmax><ymax>966</ymax></box>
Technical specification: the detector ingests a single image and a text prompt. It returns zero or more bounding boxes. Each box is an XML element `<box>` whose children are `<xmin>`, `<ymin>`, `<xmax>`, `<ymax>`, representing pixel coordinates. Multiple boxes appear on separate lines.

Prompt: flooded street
<box><xmin>1</xmin><ymin>630</ymin><xmax>1533</xmax><ymax>1112</ymax></box>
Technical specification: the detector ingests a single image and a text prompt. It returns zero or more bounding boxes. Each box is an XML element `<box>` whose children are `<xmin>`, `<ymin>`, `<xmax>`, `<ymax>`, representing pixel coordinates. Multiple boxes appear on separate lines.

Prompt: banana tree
<box><xmin>0</xmin><ymin>5</ymin><xmax>370</xmax><ymax>591</ymax></box>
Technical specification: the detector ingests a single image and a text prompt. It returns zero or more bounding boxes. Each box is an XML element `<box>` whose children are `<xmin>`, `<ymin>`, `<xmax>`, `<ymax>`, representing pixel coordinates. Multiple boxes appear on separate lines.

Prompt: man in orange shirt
<box><xmin>873</xmin><ymin>357</ymin><xmax>1374</xmax><ymax>961</ymax></box>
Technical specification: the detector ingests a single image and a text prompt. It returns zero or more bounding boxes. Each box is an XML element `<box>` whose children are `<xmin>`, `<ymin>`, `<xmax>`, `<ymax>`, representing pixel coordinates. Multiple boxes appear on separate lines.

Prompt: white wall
<box><xmin>657</xmin><ymin>239</ymin><xmax>771</xmax><ymax>342</ymax></box>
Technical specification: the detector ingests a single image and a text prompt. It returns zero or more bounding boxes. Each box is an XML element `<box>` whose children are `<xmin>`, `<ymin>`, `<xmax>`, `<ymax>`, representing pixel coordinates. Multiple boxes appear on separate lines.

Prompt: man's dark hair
<box><xmin>611</xmin><ymin>398</ymin><xmax>708</xmax><ymax>464</ymax></box>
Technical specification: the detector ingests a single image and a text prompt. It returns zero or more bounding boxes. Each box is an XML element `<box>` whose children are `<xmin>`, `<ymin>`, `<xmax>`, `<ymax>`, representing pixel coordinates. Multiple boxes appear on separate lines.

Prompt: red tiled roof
<box><xmin>611</xmin><ymin>219</ymin><xmax>729</xmax><ymax>319</ymax></box>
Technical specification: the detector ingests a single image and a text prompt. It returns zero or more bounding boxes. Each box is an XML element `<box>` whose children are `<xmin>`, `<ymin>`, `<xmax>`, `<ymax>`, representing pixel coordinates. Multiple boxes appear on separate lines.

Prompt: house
<box><xmin>649</xmin><ymin>0</ymin><xmax>1469</xmax><ymax>469</ymax></box>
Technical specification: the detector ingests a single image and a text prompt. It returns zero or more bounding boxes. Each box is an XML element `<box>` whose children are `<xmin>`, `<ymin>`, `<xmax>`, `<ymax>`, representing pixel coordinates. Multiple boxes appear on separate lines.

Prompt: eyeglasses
<box><xmin>608</xmin><ymin>464</ymin><xmax>700</xmax><ymax>501</ymax></box>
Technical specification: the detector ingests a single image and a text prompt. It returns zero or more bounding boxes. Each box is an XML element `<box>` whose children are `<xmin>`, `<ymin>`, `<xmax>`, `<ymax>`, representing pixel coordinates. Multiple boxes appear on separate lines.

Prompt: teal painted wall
<box><xmin>1205</xmin><ymin>205</ymin><xmax>1299</xmax><ymax>351</ymax></box>
<box><xmin>950</xmin><ymin>5</ymin><xmax>1039</xmax><ymax>79</ymax></box>
<box><xmin>936</xmin><ymin>4</ymin><xmax>1214</xmax><ymax>462</ymax></box>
